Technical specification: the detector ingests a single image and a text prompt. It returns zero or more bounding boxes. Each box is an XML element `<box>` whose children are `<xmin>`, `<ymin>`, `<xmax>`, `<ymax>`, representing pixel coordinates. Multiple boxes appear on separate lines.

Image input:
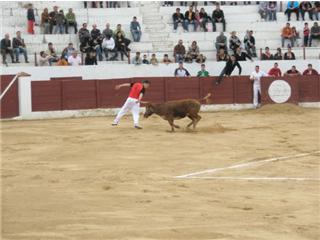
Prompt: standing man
<box><xmin>174</xmin><ymin>61</ymin><xmax>190</xmax><ymax>77</ymax></box>
<box><xmin>250</xmin><ymin>65</ymin><xmax>268</xmax><ymax>109</ymax></box>
<box><xmin>215</xmin><ymin>55</ymin><xmax>241</xmax><ymax>85</ymax></box>
<box><xmin>112</xmin><ymin>80</ymin><xmax>151</xmax><ymax>129</ymax></box>
<box><xmin>27</xmin><ymin>3</ymin><xmax>35</xmax><ymax>34</ymax></box>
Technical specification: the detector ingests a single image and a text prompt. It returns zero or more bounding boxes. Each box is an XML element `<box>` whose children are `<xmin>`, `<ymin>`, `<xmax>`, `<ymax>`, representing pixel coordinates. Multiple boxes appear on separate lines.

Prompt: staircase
<box><xmin>139</xmin><ymin>2</ymin><xmax>173</xmax><ymax>54</ymax></box>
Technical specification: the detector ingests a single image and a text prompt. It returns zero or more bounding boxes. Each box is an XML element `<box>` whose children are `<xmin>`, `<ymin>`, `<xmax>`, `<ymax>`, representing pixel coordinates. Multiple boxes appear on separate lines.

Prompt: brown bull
<box><xmin>143</xmin><ymin>93</ymin><xmax>211</xmax><ymax>131</ymax></box>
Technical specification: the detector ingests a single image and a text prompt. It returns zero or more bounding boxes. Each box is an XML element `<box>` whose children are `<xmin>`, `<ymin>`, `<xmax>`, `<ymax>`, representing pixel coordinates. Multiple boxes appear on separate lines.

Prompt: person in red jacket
<box><xmin>112</xmin><ymin>80</ymin><xmax>150</xmax><ymax>129</ymax></box>
<box><xmin>268</xmin><ymin>62</ymin><xmax>282</xmax><ymax>77</ymax></box>
<box><xmin>303</xmin><ymin>64</ymin><xmax>319</xmax><ymax>75</ymax></box>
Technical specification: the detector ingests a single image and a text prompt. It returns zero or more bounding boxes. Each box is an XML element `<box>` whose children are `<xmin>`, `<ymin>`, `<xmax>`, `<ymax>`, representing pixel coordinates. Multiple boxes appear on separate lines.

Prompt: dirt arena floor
<box><xmin>1</xmin><ymin>104</ymin><xmax>320</xmax><ymax>240</ymax></box>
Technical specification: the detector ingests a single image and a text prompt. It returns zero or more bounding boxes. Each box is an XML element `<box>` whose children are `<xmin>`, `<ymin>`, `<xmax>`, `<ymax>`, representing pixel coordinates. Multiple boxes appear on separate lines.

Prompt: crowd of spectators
<box><xmin>284</xmin><ymin>1</ymin><xmax>320</xmax><ymax>21</ymax></box>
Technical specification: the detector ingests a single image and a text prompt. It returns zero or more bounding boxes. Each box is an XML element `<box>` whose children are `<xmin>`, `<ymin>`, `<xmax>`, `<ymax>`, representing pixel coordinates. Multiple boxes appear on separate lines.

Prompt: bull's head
<box><xmin>144</xmin><ymin>103</ymin><xmax>155</xmax><ymax>118</ymax></box>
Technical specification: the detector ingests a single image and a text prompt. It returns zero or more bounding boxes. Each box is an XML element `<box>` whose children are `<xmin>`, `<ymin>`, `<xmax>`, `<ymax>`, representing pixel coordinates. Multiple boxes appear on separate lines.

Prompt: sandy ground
<box><xmin>1</xmin><ymin>104</ymin><xmax>320</xmax><ymax>240</ymax></box>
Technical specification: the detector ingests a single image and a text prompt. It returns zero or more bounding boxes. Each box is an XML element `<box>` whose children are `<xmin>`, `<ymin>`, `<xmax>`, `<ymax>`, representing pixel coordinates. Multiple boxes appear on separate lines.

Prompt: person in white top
<box><xmin>101</xmin><ymin>35</ymin><xmax>118</xmax><ymax>61</ymax></box>
<box><xmin>67</xmin><ymin>51</ymin><xmax>82</xmax><ymax>66</ymax></box>
<box><xmin>250</xmin><ymin>65</ymin><xmax>268</xmax><ymax>108</ymax></box>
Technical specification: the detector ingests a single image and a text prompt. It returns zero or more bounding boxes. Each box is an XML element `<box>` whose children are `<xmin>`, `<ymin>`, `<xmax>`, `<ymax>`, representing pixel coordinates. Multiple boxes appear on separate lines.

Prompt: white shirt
<box><xmin>102</xmin><ymin>37</ymin><xmax>115</xmax><ymax>50</ymax></box>
<box><xmin>250</xmin><ymin>70</ymin><xmax>268</xmax><ymax>85</ymax></box>
<box><xmin>68</xmin><ymin>55</ymin><xmax>82</xmax><ymax>66</ymax></box>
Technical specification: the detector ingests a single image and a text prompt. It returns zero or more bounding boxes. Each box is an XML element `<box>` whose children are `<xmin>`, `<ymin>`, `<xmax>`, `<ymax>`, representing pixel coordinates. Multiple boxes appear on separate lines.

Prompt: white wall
<box><xmin>1</xmin><ymin>60</ymin><xmax>319</xmax><ymax>81</ymax></box>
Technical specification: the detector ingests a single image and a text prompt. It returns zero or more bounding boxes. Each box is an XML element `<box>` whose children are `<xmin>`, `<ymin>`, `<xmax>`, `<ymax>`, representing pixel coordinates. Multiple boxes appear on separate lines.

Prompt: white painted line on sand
<box><xmin>174</xmin><ymin>151</ymin><xmax>320</xmax><ymax>179</ymax></box>
<box><xmin>184</xmin><ymin>176</ymin><xmax>320</xmax><ymax>181</ymax></box>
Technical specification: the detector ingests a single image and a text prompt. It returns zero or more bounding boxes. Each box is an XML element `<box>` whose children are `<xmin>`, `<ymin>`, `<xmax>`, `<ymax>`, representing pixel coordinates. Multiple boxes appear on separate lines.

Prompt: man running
<box><xmin>215</xmin><ymin>55</ymin><xmax>242</xmax><ymax>85</ymax></box>
<box><xmin>112</xmin><ymin>80</ymin><xmax>150</xmax><ymax>129</ymax></box>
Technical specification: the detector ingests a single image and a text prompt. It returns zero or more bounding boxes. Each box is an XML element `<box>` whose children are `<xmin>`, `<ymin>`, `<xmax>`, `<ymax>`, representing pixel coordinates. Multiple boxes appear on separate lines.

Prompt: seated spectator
<box><xmin>194</xmin><ymin>10</ymin><xmax>201</xmax><ymax>31</ymax></box>
<box><xmin>184</xmin><ymin>6</ymin><xmax>196</xmax><ymax>32</ymax></box>
<box><xmin>65</xmin><ymin>8</ymin><xmax>77</xmax><ymax>34</ymax></box>
<box><xmin>56</xmin><ymin>56</ymin><xmax>68</xmax><ymax>66</ymax></box>
<box><xmin>13</xmin><ymin>31</ymin><xmax>29</xmax><ymax>63</ymax></box>
<box><xmin>197</xmin><ymin>63</ymin><xmax>209</xmax><ymax>77</ymax></box>
<box><xmin>115</xmin><ymin>31</ymin><xmax>130</xmax><ymax>60</ymax></box>
<box><xmin>174</xmin><ymin>61</ymin><xmax>190</xmax><ymax>77</ymax></box>
<box><xmin>291</xmin><ymin>26</ymin><xmax>300</xmax><ymax>46</ymax></box>
<box><xmin>45</xmin><ymin>42</ymin><xmax>59</xmax><ymax>64</ymax></box>
<box><xmin>258</xmin><ymin>1</ymin><xmax>268</xmax><ymax>21</ymax></box>
<box><xmin>309</xmin><ymin>22</ymin><xmax>320</xmax><ymax>46</ymax></box>
<box><xmin>132</xmin><ymin>52</ymin><xmax>142</xmax><ymax>65</ymax></box>
<box><xmin>303</xmin><ymin>64</ymin><xmax>319</xmax><ymax>75</ymax></box>
<box><xmin>285</xmin><ymin>1</ymin><xmax>300</xmax><ymax>21</ymax></box>
<box><xmin>196</xmin><ymin>54</ymin><xmax>206</xmax><ymax>63</ymax></box>
<box><xmin>54</xmin><ymin>10</ymin><xmax>66</xmax><ymax>34</ymax></box>
<box><xmin>172</xmin><ymin>8</ymin><xmax>187</xmax><ymax>32</ymax></box>
<box><xmin>150</xmin><ymin>53</ymin><xmax>158</xmax><ymax>65</ymax></box>
<box><xmin>267</xmin><ymin>1</ymin><xmax>277</xmax><ymax>21</ymax></box>
<box><xmin>268</xmin><ymin>62</ymin><xmax>282</xmax><ymax>77</ymax></box>
<box><xmin>284</xmin><ymin>46</ymin><xmax>296</xmax><ymax>60</ymax></box>
<box><xmin>27</xmin><ymin>3</ymin><xmax>35</xmax><ymax>34</ymax></box>
<box><xmin>173</xmin><ymin>39</ymin><xmax>186</xmax><ymax>62</ymax></box>
<box><xmin>130</xmin><ymin>16</ymin><xmax>142</xmax><ymax>42</ymax></box>
<box><xmin>85</xmin><ymin>51</ymin><xmax>97</xmax><ymax>65</ymax></box>
<box><xmin>314</xmin><ymin>2</ymin><xmax>320</xmax><ymax>20</ymax></box>
<box><xmin>41</xmin><ymin>8</ymin><xmax>50</xmax><ymax>34</ymax></box>
<box><xmin>101</xmin><ymin>35</ymin><xmax>118</xmax><ymax>61</ymax></box>
<box><xmin>235</xmin><ymin>47</ymin><xmax>253</xmax><ymax>61</ymax></box>
<box><xmin>215</xmin><ymin>32</ymin><xmax>227</xmax><ymax>52</ymax></box>
<box><xmin>212</xmin><ymin>3</ymin><xmax>226</xmax><ymax>32</ymax></box>
<box><xmin>49</xmin><ymin>6</ymin><xmax>59</xmax><ymax>34</ymax></box>
<box><xmin>163</xmin><ymin>54</ymin><xmax>172</xmax><ymax>64</ymax></box>
<box><xmin>216</xmin><ymin>48</ymin><xmax>229</xmax><ymax>61</ymax></box>
<box><xmin>68</xmin><ymin>51</ymin><xmax>82</xmax><ymax>66</ymax></box>
<box><xmin>199</xmin><ymin>8</ymin><xmax>211</xmax><ymax>32</ymax></box>
<box><xmin>163</xmin><ymin>1</ymin><xmax>174</xmax><ymax>6</ymax></box>
<box><xmin>244</xmin><ymin>30</ymin><xmax>257</xmax><ymax>57</ymax></box>
<box><xmin>90</xmin><ymin>24</ymin><xmax>103</xmax><ymax>61</ymax></box>
<box><xmin>229</xmin><ymin>31</ymin><xmax>241</xmax><ymax>53</ymax></box>
<box><xmin>300</xmin><ymin>1</ymin><xmax>313</xmax><ymax>21</ymax></box>
<box><xmin>1</xmin><ymin>34</ymin><xmax>15</xmax><ymax>65</ymax></box>
<box><xmin>261</xmin><ymin>47</ymin><xmax>274</xmax><ymax>60</ymax></box>
<box><xmin>39</xmin><ymin>51</ymin><xmax>54</xmax><ymax>66</ymax></box>
<box><xmin>185</xmin><ymin>41</ymin><xmax>200</xmax><ymax>63</ymax></box>
<box><xmin>303</xmin><ymin>22</ymin><xmax>310</xmax><ymax>47</ymax></box>
<box><xmin>273</xmin><ymin>47</ymin><xmax>283</xmax><ymax>60</ymax></box>
<box><xmin>284</xmin><ymin>65</ymin><xmax>301</xmax><ymax>76</ymax></box>
<box><xmin>102</xmin><ymin>23</ymin><xmax>113</xmax><ymax>38</ymax></box>
<box><xmin>114</xmin><ymin>24</ymin><xmax>126</xmax><ymax>38</ymax></box>
<box><xmin>142</xmin><ymin>54</ymin><xmax>149</xmax><ymax>64</ymax></box>
<box><xmin>281</xmin><ymin>23</ymin><xmax>294</xmax><ymax>47</ymax></box>
<box><xmin>62</xmin><ymin>43</ymin><xmax>75</xmax><ymax>59</ymax></box>
<box><xmin>78</xmin><ymin>23</ymin><xmax>90</xmax><ymax>47</ymax></box>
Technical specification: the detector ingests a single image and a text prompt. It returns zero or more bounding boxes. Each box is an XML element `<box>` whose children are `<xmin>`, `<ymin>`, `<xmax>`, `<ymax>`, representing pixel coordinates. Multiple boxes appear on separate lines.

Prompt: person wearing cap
<box><xmin>197</xmin><ymin>64</ymin><xmax>209</xmax><ymax>77</ymax></box>
<box><xmin>112</xmin><ymin>80</ymin><xmax>151</xmax><ymax>129</ymax></box>
<box><xmin>302</xmin><ymin>64</ymin><xmax>319</xmax><ymax>75</ymax></box>
<box><xmin>174</xmin><ymin>61</ymin><xmax>190</xmax><ymax>77</ymax></box>
<box><xmin>250</xmin><ymin>65</ymin><xmax>268</xmax><ymax>108</ymax></box>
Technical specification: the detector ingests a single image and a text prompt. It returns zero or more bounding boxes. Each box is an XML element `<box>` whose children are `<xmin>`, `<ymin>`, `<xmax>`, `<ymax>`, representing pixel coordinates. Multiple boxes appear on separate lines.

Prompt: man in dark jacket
<box><xmin>1</xmin><ymin>34</ymin><xmax>15</xmax><ymax>65</ymax></box>
<box><xmin>172</xmin><ymin>8</ymin><xmax>187</xmax><ymax>32</ymax></box>
<box><xmin>49</xmin><ymin>6</ymin><xmax>59</xmax><ymax>34</ymax></box>
<box><xmin>184</xmin><ymin>6</ymin><xmax>196</xmax><ymax>32</ymax></box>
<box><xmin>216</xmin><ymin>55</ymin><xmax>241</xmax><ymax>85</ymax></box>
<box><xmin>13</xmin><ymin>31</ymin><xmax>29</xmax><ymax>63</ymax></box>
<box><xmin>234</xmin><ymin>47</ymin><xmax>253</xmax><ymax>61</ymax></box>
<box><xmin>212</xmin><ymin>3</ymin><xmax>226</xmax><ymax>32</ymax></box>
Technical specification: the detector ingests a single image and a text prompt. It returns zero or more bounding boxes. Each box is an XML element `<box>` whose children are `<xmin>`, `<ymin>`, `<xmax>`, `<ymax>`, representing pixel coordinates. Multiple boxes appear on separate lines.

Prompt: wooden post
<box><xmin>303</xmin><ymin>46</ymin><xmax>306</xmax><ymax>60</ymax></box>
<box><xmin>34</xmin><ymin>52</ymin><xmax>38</xmax><ymax>66</ymax></box>
<box><xmin>127</xmin><ymin>50</ymin><xmax>131</xmax><ymax>64</ymax></box>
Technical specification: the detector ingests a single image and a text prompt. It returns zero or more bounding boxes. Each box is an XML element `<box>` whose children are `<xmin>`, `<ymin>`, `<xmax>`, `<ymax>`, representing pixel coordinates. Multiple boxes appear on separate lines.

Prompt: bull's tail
<box><xmin>199</xmin><ymin>93</ymin><xmax>212</xmax><ymax>104</ymax></box>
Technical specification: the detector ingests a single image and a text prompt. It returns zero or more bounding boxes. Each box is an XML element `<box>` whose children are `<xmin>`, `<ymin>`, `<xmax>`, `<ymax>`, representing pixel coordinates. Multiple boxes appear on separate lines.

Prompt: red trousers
<box><xmin>27</xmin><ymin>20</ymin><xmax>34</xmax><ymax>34</ymax></box>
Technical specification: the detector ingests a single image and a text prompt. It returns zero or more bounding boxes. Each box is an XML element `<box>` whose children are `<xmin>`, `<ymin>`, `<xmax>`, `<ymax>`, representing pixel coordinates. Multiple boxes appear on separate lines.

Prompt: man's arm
<box><xmin>115</xmin><ymin>83</ymin><xmax>131</xmax><ymax>90</ymax></box>
<box><xmin>137</xmin><ymin>92</ymin><xmax>144</xmax><ymax>102</ymax></box>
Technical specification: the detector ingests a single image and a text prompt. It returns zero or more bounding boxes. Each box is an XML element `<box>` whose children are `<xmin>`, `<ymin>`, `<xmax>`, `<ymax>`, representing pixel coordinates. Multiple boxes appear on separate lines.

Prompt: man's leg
<box><xmin>222</xmin><ymin>18</ymin><xmax>226</xmax><ymax>31</ymax></box>
<box><xmin>113</xmin><ymin>98</ymin><xmax>133</xmax><ymax>125</ymax></box>
<box><xmin>301</xmin><ymin>9</ymin><xmax>306</xmax><ymax>20</ymax></box>
<box><xmin>131</xmin><ymin>101</ymin><xmax>141</xmax><ymax>128</ymax></box>
<box><xmin>212</xmin><ymin>19</ymin><xmax>216</xmax><ymax>32</ymax></box>
<box><xmin>14</xmin><ymin>48</ymin><xmax>19</xmax><ymax>62</ymax></box>
<box><xmin>216</xmin><ymin>68</ymin><xmax>226</xmax><ymax>85</ymax></box>
<box><xmin>9</xmin><ymin>49</ymin><xmax>15</xmax><ymax>63</ymax></box>
<box><xmin>281</xmin><ymin>36</ymin><xmax>285</xmax><ymax>47</ymax></box>
<box><xmin>1</xmin><ymin>50</ymin><xmax>7</xmax><ymax>64</ymax></box>
<box><xmin>22</xmin><ymin>48</ymin><xmax>28</xmax><ymax>62</ymax></box>
<box><xmin>253</xmin><ymin>84</ymin><xmax>259</xmax><ymax>108</ymax></box>
<box><xmin>173</xmin><ymin>20</ymin><xmax>178</xmax><ymax>31</ymax></box>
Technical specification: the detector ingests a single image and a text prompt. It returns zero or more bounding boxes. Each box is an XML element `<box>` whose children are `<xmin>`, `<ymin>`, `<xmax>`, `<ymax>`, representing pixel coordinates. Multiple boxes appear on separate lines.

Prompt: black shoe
<box><xmin>134</xmin><ymin>125</ymin><xmax>142</xmax><ymax>129</ymax></box>
<box><xmin>111</xmin><ymin>123</ymin><xmax>118</xmax><ymax>126</ymax></box>
<box><xmin>25</xmin><ymin>60</ymin><xmax>29</xmax><ymax>63</ymax></box>
<box><xmin>16</xmin><ymin>60</ymin><xmax>20</xmax><ymax>63</ymax></box>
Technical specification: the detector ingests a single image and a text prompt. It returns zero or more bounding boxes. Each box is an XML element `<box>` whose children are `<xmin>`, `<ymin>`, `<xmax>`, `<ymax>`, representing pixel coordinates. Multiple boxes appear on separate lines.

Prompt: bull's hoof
<box><xmin>174</xmin><ymin>125</ymin><xmax>180</xmax><ymax>129</ymax></box>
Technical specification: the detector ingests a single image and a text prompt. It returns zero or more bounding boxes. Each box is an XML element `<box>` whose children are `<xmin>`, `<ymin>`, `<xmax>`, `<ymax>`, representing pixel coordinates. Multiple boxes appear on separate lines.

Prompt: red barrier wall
<box><xmin>0</xmin><ymin>75</ymin><xmax>19</xmax><ymax>118</ymax></box>
<box><xmin>1</xmin><ymin>75</ymin><xmax>319</xmax><ymax>118</ymax></box>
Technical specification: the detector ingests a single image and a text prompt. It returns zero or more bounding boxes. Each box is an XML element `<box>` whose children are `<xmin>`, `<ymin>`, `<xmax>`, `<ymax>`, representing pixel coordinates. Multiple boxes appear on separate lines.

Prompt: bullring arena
<box><xmin>1</xmin><ymin>1</ymin><xmax>320</xmax><ymax>240</ymax></box>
